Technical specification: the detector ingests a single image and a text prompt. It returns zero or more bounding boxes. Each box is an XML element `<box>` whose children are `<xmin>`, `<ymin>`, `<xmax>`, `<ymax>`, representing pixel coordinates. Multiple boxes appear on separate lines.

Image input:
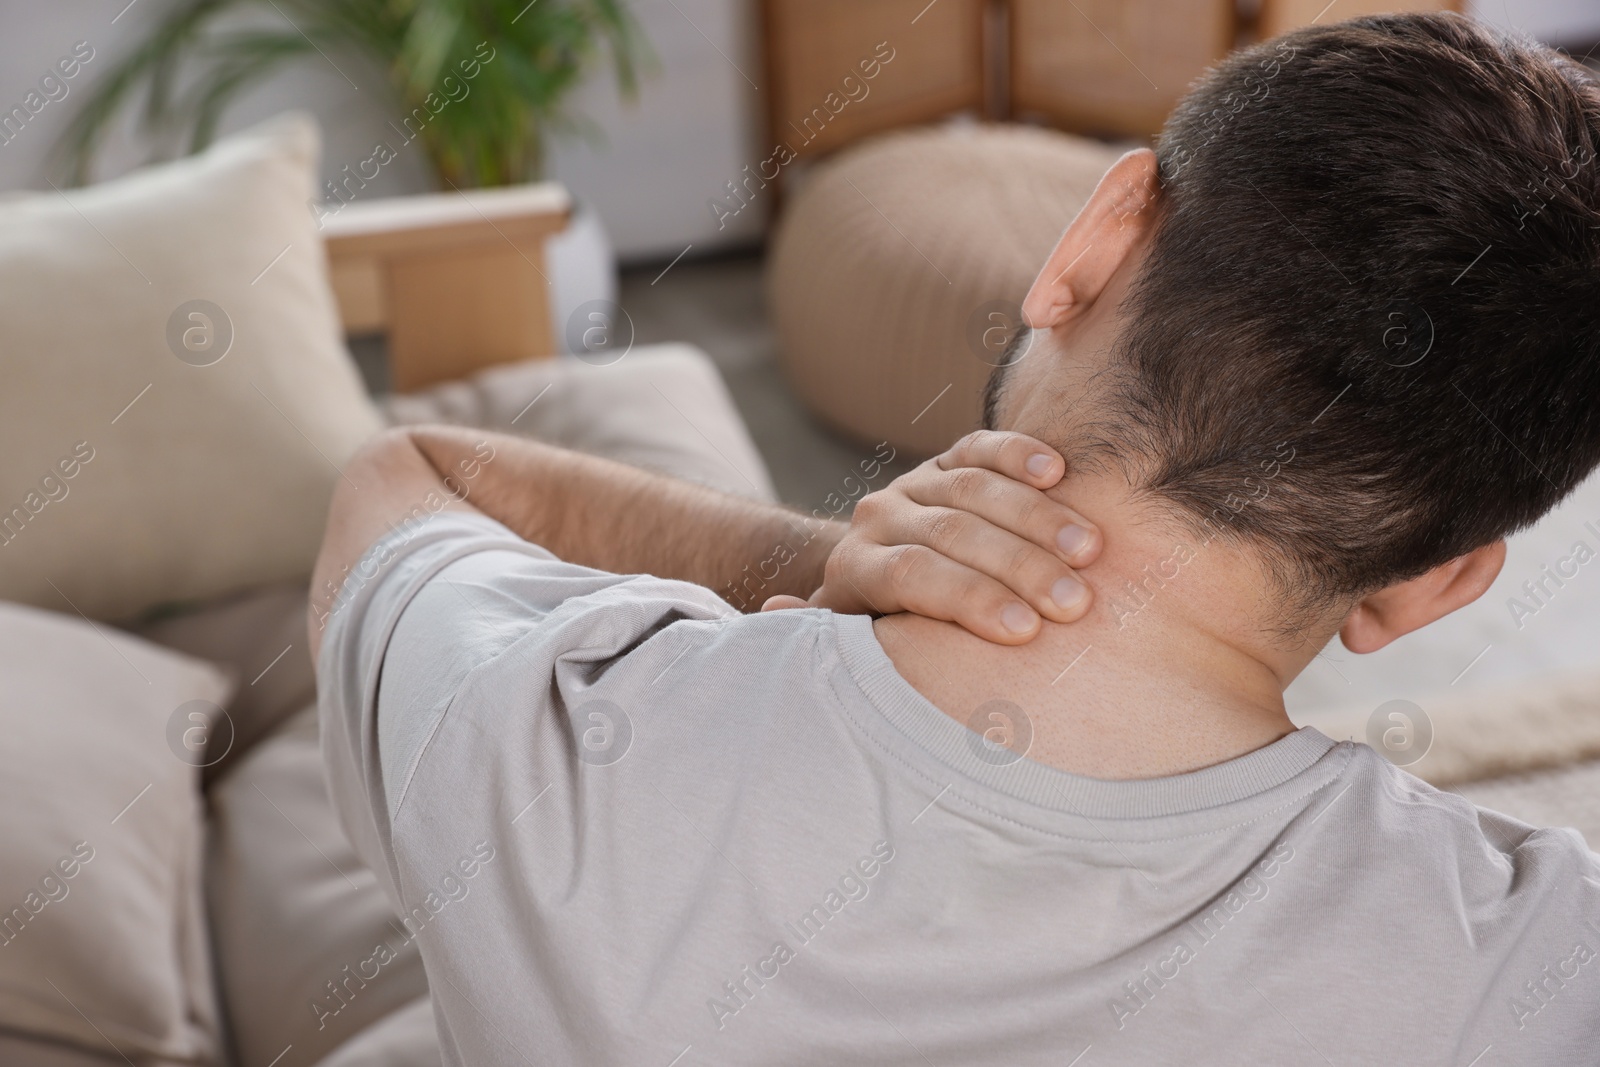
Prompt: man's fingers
<box><xmin>816</xmin><ymin>430</ymin><xmax>1101</xmax><ymax>644</ymax></box>
<box><xmin>894</xmin><ymin>467</ymin><xmax>1101</xmax><ymax>568</ymax></box>
<box><xmin>872</xmin><ymin>543</ymin><xmax>1048</xmax><ymax>645</ymax></box>
<box><xmin>935</xmin><ymin>430</ymin><xmax>1065</xmax><ymax>489</ymax></box>
<box><xmin>908</xmin><ymin>508</ymin><xmax>1092</xmax><ymax>623</ymax></box>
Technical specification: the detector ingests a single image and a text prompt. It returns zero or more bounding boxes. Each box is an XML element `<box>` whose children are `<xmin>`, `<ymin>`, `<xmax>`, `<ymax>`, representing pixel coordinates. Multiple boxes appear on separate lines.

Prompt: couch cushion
<box><xmin>315</xmin><ymin>996</ymin><xmax>439</xmax><ymax>1067</ymax></box>
<box><xmin>0</xmin><ymin>602</ymin><xmax>231</xmax><ymax>1063</ymax></box>
<box><xmin>134</xmin><ymin>581</ymin><xmax>315</xmax><ymax>784</ymax></box>
<box><xmin>382</xmin><ymin>344</ymin><xmax>777</xmax><ymax>502</ymax></box>
<box><xmin>0</xmin><ymin>112</ymin><xmax>384</xmax><ymax>621</ymax></box>
<box><xmin>0</xmin><ymin>1034</ymin><xmax>171</xmax><ymax>1067</ymax></box>
<box><xmin>207</xmin><ymin>704</ymin><xmax>431</xmax><ymax>1067</ymax></box>
<box><xmin>1454</xmin><ymin>758</ymin><xmax>1600</xmax><ymax>850</ymax></box>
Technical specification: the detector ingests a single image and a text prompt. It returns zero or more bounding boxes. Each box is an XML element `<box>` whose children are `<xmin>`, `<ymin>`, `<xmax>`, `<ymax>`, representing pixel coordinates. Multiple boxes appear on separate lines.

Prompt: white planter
<box><xmin>545</xmin><ymin>198</ymin><xmax>619</xmax><ymax>355</ymax></box>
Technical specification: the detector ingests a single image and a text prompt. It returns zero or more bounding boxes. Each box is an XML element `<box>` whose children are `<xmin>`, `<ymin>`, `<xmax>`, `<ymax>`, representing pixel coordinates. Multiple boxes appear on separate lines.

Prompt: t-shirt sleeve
<box><xmin>315</xmin><ymin>511</ymin><xmax>734</xmax><ymax>904</ymax></box>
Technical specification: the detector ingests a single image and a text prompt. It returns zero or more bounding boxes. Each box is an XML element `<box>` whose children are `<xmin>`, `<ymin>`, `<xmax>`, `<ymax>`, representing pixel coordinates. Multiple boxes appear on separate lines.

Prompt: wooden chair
<box><xmin>320</xmin><ymin>183</ymin><xmax>571</xmax><ymax>391</ymax></box>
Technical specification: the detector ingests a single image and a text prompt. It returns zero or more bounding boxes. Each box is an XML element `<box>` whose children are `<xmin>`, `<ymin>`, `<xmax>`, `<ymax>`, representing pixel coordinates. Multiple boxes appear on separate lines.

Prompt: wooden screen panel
<box><xmin>1257</xmin><ymin>0</ymin><xmax>1460</xmax><ymax>41</ymax></box>
<box><xmin>1009</xmin><ymin>0</ymin><xmax>1234</xmax><ymax>138</ymax></box>
<box><xmin>762</xmin><ymin>0</ymin><xmax>988</xmax><ymax>161</ymax></box>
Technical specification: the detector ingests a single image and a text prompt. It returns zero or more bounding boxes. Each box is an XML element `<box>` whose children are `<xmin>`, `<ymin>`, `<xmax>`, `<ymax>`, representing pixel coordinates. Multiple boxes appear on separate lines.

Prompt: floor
<box><xmin>617</xmin><ymin>249</ymin><xmax>916</xmax><ymax>510</ymax></box>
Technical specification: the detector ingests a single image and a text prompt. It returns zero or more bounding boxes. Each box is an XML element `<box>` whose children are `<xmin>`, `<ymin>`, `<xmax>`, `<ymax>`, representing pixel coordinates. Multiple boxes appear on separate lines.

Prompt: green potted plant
<box><xmin>56</xmin><ymin>0</ymin><xmax>647</xmax><ymax>188</ymax></box>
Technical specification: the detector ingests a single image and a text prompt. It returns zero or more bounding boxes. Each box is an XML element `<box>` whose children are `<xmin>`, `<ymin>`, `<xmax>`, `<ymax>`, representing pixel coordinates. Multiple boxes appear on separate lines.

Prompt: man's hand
<box><xmin>761</xmin><ymin>431</ymin><xmax>1100</xmax><ymax>645</ymax></box>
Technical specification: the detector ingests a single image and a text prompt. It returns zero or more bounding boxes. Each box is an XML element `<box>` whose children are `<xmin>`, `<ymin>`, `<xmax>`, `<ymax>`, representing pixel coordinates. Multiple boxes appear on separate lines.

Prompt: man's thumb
<box><xmin>758</xmin><ymin>594</ymin><xmax>813</xmax><ymax>612</ymax></box>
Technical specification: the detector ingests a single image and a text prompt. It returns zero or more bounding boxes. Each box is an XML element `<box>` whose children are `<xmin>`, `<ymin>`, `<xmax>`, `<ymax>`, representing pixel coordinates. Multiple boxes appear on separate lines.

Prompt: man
<box><xmin>313</xmin><ymin>13</ymin><xmax>1600</xmax><ymax>1065</ymax></box>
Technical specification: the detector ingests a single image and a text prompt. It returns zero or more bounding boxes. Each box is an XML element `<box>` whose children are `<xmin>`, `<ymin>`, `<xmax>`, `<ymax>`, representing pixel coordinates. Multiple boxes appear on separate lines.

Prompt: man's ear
<box><xmin>1340</xmin><ymin>541</ymin><xmax>1507</xmax><ymax>654</ymax></box>
<box><xmin>1021</xmin><ymin>148</ymin><xmax>1161</xmax><ymax>330</ymax></box>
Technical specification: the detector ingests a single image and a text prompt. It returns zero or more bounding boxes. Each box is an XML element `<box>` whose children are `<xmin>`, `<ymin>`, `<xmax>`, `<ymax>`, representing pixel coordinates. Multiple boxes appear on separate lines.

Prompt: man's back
<box><xmin>321</xmin><ymin>515</ymin><xmax>1600</xmax><ymax>1066</ymax></box>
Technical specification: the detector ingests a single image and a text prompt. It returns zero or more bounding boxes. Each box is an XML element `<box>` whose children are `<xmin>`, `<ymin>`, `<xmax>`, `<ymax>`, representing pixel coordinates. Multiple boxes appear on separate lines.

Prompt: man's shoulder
<box><xmin>592</xmin><ymin>605</ymin><xmax>840</xmax><ymax>693</ymax></box>
<box><xmin>1315</xmin><ymin>743</ymin><xmax>1599</xmax><ymax>911</ymax></box>
<box><xmin>455</xmin><ymin>597</ymin><xmax>845</xmax><ymax>717</ymax></box>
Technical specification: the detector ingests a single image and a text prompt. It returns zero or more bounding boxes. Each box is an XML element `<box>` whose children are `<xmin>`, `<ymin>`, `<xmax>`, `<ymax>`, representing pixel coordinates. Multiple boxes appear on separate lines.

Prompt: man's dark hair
<box><xmin>1089</xmin><ymin>13</ymin><xmax>1600</xmax><ymax>611</ymax></box>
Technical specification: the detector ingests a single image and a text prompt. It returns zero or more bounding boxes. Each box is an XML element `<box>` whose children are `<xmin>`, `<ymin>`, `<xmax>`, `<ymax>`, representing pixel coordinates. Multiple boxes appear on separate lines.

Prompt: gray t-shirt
<box><xmin>319</xmin><ymin>514</ymin><xmax>1600</xmax><ymax>1066</ymax></box>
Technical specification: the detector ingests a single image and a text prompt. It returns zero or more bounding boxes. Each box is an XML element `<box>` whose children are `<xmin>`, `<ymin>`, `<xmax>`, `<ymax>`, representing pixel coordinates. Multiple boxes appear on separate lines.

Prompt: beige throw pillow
<box><xmin>0</xmin><ymin>112</ymin><xmax>384</xmax><ymax>620</ymax></box>
<box><xmin>0</xmin><ymin>601</ymin><xmax>233</xmax><ymax>1062</ymax></box>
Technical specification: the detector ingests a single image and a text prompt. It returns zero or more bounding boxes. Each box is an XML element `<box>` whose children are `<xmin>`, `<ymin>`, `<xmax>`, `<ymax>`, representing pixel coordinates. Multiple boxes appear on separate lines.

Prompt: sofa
<box><xmin>0</xmin><ymin>113</ymin><xmax>772</xmax><ymax>1067</ymax></box>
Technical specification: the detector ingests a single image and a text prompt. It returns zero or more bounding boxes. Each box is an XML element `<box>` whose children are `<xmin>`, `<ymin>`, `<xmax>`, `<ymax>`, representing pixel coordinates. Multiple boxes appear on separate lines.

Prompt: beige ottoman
<box><xmin>767</xmin><ymin>125</ymin><xmax>1124</xmax><ymax>457</ymax></box>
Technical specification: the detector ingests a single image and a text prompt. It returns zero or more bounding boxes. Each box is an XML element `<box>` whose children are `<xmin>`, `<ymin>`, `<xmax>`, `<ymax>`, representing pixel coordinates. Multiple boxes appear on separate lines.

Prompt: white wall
<box><xmin>1468</xmin><ymin>0</ymin><xmax>1600</xmax><ymax>45</ymax></box>
<box><xmin>0</xmin><ymin>0</ymin><xmax>762</xmax><ymax>262</ymax></box>
<box><xmin>545</xmin><ymin>0</ymin><xmax>767</xmax><ymax>259</ymax></box>
<box><xmin>0</xmin><ymin>1</ymin><xmax>1593</xmax><ymax>261</ymax></box>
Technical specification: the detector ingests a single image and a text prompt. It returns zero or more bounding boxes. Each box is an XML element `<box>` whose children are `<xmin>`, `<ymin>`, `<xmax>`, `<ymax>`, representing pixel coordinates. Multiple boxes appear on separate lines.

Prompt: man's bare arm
<box><xmin>309</xmin><ymin>425</ymin><xmax>1101</xmax><ymax>667</ymax></box>
<box><xmin>407</xmin><ymin>425</ymin><xmax>843</xmax><ymax>599</ymax></box>
<box><xmin>411</xmin><ymin>426</ymin><xmax>1104</xmax><ymax>641</ymax></box>
<box><xmin>308</xmin><ymin>426</ymin><xmax>844</xmax><ymax>666</ymax></box>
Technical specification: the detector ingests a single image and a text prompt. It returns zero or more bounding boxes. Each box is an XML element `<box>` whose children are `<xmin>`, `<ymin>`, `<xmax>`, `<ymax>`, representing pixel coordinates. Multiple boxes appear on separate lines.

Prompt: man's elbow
<box><xmin>321</xmin><ymin>426</ymin><xmax>426</xmax><ymax>556</ymax></box>
<box><xmin>347</xmin><ymin>426</ymin><xmax>429</xmax><ymax>492</ymax></box>
<box><xmin>308</xmin><ymin>427</ymin><xmax>432</xmax><ymax>664</ymax></box>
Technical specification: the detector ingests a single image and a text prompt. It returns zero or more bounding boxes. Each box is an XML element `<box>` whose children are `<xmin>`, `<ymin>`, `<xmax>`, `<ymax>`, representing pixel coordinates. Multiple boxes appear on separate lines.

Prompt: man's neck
<box><xmin>873</xmin><ymin>475</ymin><xmax>1316</xmax><ymax>780</ymax></box>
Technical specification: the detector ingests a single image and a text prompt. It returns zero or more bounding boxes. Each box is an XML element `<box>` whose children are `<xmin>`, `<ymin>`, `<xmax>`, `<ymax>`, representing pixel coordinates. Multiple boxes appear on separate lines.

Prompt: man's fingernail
<box><xmin>1001</xmin><ymin>603</ymin><xmax>1037</xmax><ymax>634</ymax></box>
<box><xmin>1052</xmin><ymin>576</ymin><xmax>1087</xmax><ymax>610</ymax></box>
<box><xmin>1058</xmin><ymin>525</ymin><xmax>1092</xmax><ymax>558</ymax></box>
<box><xmin>1025</xmin><ymin>453</ymin><xmax>1055</xmax><ymax>478</ymax></box>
